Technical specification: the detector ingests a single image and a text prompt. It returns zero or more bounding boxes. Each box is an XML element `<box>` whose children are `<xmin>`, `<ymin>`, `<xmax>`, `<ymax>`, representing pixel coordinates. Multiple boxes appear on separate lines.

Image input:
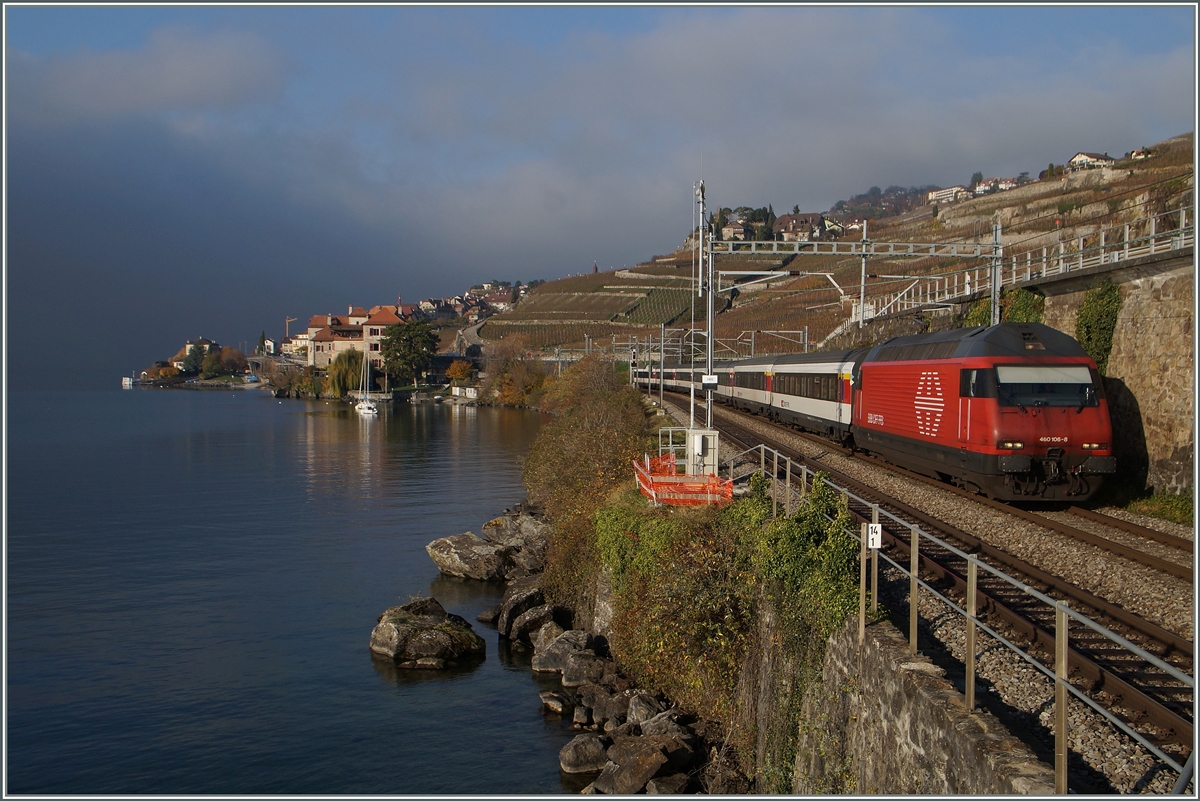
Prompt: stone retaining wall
<box><xmin>793</xmin><ymin>618</ymin><xmax>1055</xmax><ymax>795</ymax></box>
<box><xmin>1042</xmin><ymin>263</ymin><xmax>1193</xmax><ymax>495</ymax></box>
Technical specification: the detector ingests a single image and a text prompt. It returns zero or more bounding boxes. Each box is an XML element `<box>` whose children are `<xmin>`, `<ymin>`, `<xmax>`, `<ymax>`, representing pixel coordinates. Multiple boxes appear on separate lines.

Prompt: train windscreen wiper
<box><xmin>998</xmin><ymin>386</ymin><xmax>1027</xmax><ymax>413</ymax></box>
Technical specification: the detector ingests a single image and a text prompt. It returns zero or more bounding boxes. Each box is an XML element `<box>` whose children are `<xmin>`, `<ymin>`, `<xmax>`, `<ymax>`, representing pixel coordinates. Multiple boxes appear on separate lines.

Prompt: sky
<box><xmin>4</xmin><ymin>4</ymin><xmax>1196</xmax><ymax>386</ymax></box>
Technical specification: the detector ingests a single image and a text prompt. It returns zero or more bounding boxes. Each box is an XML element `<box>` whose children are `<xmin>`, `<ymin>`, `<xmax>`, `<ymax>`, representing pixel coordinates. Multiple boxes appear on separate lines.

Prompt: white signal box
<box><xmin>701</xmin><ymin>374</ymin><xmax>718</xmax><ymax>387</ymax></box>
<box><xmin>686</xmin><ymin>429</ymin><xmax>720</xmax><ymax>476</ymax></box>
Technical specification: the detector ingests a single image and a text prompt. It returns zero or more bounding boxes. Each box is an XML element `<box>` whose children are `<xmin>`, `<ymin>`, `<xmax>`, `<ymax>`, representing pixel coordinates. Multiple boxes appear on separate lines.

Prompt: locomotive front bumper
<box><xmin>1080</xmin><ymin>455</ymin><xmax>1117</xmax><ymax>474</ymax></box>
<box><xmin>996</xmin><ymin>454</ymin><xmax>1116</xmax><ymax>475</ymax></box>
<box><xmin>998</xmin><ymin>455</ymin><xmax>1032</xmax><ymax>473</ymax></box>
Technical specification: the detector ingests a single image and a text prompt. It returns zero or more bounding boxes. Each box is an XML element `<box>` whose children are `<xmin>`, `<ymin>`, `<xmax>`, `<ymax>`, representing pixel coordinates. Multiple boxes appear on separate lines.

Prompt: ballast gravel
<box><xmin>654</xmin><ymin>397</ymin><xmax>1193</xmax><ymax>794</ymax></box>
<box><xmin>705</xmin><ymin>403</ymin><xmax>1194</xmax><ymax>641</ymax></box>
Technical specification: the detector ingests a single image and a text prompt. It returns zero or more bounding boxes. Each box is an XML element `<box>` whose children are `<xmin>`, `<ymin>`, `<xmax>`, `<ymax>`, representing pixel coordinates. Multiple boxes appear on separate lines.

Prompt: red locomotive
<box><xmin>638</xmin><ymin>323</ymin><xmax>1115</xmax><ymax>502</ymax></box>
<box><xmin>851</xmin><ymin>323</ymin><xmax>1115</xmax><ymax>501</ymax></box>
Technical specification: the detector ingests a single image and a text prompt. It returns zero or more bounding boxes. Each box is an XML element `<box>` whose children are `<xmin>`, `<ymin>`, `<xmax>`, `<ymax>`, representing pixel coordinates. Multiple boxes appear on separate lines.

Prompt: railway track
<box><xmin>696</xmin><ymin>391</ymin><xmax>1192</xmax><ymax>582</ymax></box>
<box><xmin>658</xmin><ymin>392</ymin><xmax>1195</xmax><ymax>752</ymax></box>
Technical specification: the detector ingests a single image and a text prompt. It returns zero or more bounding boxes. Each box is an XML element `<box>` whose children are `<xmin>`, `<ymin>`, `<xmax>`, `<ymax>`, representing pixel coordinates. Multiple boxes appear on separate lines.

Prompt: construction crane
<box><xmin>285</xmin><ymin>316</ymin><xmax>298</xmax><ymax>338</ymax></box>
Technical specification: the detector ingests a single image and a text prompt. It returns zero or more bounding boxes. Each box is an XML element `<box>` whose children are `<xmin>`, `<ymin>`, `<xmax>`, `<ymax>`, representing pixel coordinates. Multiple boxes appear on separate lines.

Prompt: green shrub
<box><xmin>1075</xmin><ymin>280</ymin><xmax>1121</xmax><ymax>375</ymax></box>
<box><xmin>591</xmin><ymin>471</ymin><xmax>861</xmax><ymax>785</ymax></box>
<box><xmin>1001</xmin><ymin>287</ymin><xmax>1045</xmax><ymax>324</ymax></box>
<box><xmin>1128</xmin><ymin>492</ymin><xmax>1193</xmax><ymax>526</ymax></box>
<box><xmin>962</xmin><ymin>297</ymin><xmax>991</xmax><ymax>327</ymax></box>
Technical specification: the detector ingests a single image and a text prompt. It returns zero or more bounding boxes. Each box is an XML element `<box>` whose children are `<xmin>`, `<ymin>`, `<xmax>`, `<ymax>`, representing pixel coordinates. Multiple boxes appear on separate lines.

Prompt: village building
<box><xmin>1068</xmin><ymin>151</ymin><xmax>1116</xmax><ymax>171</ymax></box>
<box><xmin>925</xmin><ymin>185</ymin><xmax>972</xmax><ymax>205</ymax></box>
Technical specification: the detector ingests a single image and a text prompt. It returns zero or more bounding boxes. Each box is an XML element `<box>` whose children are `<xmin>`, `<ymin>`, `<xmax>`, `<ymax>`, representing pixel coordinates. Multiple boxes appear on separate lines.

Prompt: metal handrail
<box><xmin>720</xmin><ymin>441</ymin><xmax>1194</xmax><ymax>788</ymax></box>
<box><xmin>861</xmin><ymin>208</ymin><xmax>1192</xmax><ymax>321</ymax></box>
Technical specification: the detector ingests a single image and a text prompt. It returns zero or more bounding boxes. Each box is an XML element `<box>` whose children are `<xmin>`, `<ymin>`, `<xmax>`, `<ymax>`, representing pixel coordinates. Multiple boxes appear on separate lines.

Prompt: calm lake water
<box><xmin>6</xmin><ymin>388</ymin><xmax>585</xmax><ymax>794</ymax></box>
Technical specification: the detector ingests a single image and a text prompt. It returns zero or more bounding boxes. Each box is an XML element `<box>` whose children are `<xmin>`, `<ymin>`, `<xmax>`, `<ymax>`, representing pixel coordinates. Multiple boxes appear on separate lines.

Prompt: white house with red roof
<box><xmin>362</xmin><ymin>307</ymin><xmax>403</xmax><ymax>369</ymax></box>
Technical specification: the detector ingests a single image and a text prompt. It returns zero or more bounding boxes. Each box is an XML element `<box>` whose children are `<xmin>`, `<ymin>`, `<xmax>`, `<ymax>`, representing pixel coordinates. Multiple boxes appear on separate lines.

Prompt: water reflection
<box><xmin>369</xmin><ymin>652</ymin><xmax>485</xmax><ymax>686</ymax></box>
<box><xmin>427</xmin><ymin>574</ymin><xmax>508</xmax><ymax>609</ymax></box>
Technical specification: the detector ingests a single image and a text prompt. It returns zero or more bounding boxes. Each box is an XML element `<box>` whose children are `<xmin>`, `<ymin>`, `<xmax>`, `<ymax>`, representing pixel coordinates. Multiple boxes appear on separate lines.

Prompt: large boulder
<box><xmin>534</xmin><ymin>621</ymin><xmax>565</xmax><ymax>650</ymax></box>
<box><xmin>642</xmin><ymin>734</ymin><xmax>696</xmax><ymax>772</ymax></box>
<box><xmin>425</xmin><ymin>532</ymin><xmax>514</xmax><ymax>580</ymax></box>
<box><xmin>559</xmin><ymin>733</ymin><xmax>611</xmax><ymax>774</ymax></box>
<box><xmin>539</xmin><ymin>690</ymin><xmax>574</xmax><ymax>715</ymax></box>
<box><xmin>646</xmin><ymin>773</ymin><xmax>690</xmax><ymax>794</ymax></box>
<box><xmin>369</xmin><ymin>597</ymin><xmax>485</xmax><ymax>668</ymax></box>
<box><xmin>495</xmin><ymin>577</ymin><xmax>545</xmax><ymax>638</ymax></box>
<box><xmin>532</xmin><ymin>629</ymin><xmax>591</xmax><ymax>673</ymax></box>
<box><xmin>639</xmin><ymin>709</ymin><xmax>689</xmax><ymax>739</ymax></box>
<box><xmin>594</xmin><ymin>738</ymin><xmax>668</xmax><ymax>795</ymax></box>
<box><xmin>480</xmin><ymin>511</ymin><xmax>551</xmax><ymax>579</ymax></box>
<box><xmin>626</xmin><ymin>692</ymin><xmax>665</xmax><ymax>725</ymax></box>
<box><xmin>562</xmin><ymin>650</ymin><xmax>612</xmax><ymax>688</ymax></box>
<box><xmin>509</xmin><ymin>603</ymin><xmax>556</xmax><ymax>644</ymax></box>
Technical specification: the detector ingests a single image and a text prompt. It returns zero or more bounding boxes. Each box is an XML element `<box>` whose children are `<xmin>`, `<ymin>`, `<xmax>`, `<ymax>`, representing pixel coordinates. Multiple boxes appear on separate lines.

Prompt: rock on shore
<box><xmin>532</xmin><ymin>623</ymin><xmax>716</xmax><ymax>794</ymax></box>
<box><xmin>426</xmin><ymin>506</ymin><xmax>550</xmax><ymax>581</ymax></box>
<box><xmin>369</xmin><ymin>597</ymin><xmax>485</xmax><ymax>669</ymax></box>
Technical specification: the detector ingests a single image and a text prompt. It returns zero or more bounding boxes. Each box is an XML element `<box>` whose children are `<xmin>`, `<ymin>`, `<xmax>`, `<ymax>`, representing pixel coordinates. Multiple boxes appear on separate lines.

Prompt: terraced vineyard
<box><xmin>478</xmin><ymin>132</ymin><xmax>1191</xmax><ymax>356</ymax></box>
<box><xmin>503</xmin><ymin>291</ymin><xmax>643</xmax><ymax>321</ymax></box>
<box><xmin>619</xmin><ymin>288</ymin><xmax>694</xmax><ymax>325</ymax></box>
<box><xmin>477</xmin><ymin>321</ymin><xmax>656</xmax><ymax>350</ymax></box>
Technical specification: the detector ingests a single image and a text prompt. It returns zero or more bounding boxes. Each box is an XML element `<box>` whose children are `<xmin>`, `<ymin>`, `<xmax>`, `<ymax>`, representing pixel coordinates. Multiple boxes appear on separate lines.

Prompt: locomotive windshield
<box><xmin>994</xmin><ymin>365</ymin><xmax>1099</xmax><ymax>407</ymax></box>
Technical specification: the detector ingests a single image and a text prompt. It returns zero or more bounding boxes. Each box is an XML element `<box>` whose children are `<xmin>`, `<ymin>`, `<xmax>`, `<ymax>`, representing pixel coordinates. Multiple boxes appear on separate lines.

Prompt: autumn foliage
<box><xmin>523</xmin><ymin>355</ymin><xmax>655</xmax><ymax>615</ymax></box>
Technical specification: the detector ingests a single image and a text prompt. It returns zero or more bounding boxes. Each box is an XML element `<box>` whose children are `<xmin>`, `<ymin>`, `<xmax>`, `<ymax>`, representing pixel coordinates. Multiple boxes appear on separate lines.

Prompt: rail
<box><xmin>719</xmin><ymin>441</ymin><xmax>1194</xmax><ymax>793</ymax></box>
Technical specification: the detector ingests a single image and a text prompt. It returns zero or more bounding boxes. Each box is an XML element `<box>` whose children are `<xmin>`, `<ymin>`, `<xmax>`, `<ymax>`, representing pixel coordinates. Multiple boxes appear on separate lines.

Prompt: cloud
<box><xmin>4</xmin><ymin>7</ymin><xmax>1193</xmax><ymax>385</ymax></box>
<box><xmin>8</xmin><ymin>26</ymin><xmax>286</xmax><ymax>125</ymax></box>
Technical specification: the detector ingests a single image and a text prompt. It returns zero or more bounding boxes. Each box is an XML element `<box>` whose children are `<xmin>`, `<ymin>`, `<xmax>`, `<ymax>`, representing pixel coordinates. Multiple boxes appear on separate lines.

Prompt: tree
<box><xmin>380</xmin><ymin>320</ymin><xmax>439</xmax><ymax>387</ymax></box>
<box><xmin>970</xmin><ymin>171</ymin><xmax>984</xmax><ymax>190</ymax></box>
<box><xmin>792</xmin><ymin>204</ymin><xmax>800</xmax><ymax>215</ymax></box>
<box><xmin>201</xmin><ymin>350</ymin><xmax>222</xmax><ymax>378</ymax></box>
<box><xmin>182</xmin><ymin>344</ymin><xmax>205</xmax><ymax>374</ymax></box>
<box><xmin>1017</xmin><ymin>171</ymin><xmax>1031</xmax><ymax>186</ymax></box>
<box><xmin>325</xmin><ymin>349</ymin><xmax>364</xmax><ymax>397</ymax></box>
<box><xmin>446</xmin><ymin>359</ymin><xmax>474</xmax><ymax>385</ymax></box>
<box><xmin>220</xmin><ymin>346</ymin><xmax>248</xmax><ymax>373</ymax></box>
<box><xmin>257</xmin><ymin>330</ymin><xmax>267</xmax><ymax>354</ymax></box>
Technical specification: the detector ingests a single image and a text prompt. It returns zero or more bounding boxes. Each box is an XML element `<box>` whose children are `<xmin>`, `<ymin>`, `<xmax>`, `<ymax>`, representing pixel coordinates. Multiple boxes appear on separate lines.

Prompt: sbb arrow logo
<box><xmin>914</xmin><ymin>371</ymin><xmax>944</xmax><ymax>437</ymax></box>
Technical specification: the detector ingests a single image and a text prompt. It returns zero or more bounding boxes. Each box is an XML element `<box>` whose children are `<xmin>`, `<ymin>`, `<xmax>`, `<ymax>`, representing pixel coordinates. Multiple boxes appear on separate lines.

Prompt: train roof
<box><xmin>770</xmin><ymin>348</ymin><xmax>865</xmax><ymax>366</ymax></box>
<box><xmin>865</xmin><ymin>323</ymin><xmax>1088</xmax><ymax>363</ymax></box>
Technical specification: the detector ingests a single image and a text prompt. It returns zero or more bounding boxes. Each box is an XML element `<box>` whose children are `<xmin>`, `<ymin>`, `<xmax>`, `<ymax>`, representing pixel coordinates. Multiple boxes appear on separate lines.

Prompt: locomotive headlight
<box><xmin>998</xmin><ymin>440</ymin><xmax>1025</xmax><ymax>450</ymax></box>
<box><xmin>1081</xmin><ymin>442</ymin><xmax>1108</xmax><ymax>450</ymax></box>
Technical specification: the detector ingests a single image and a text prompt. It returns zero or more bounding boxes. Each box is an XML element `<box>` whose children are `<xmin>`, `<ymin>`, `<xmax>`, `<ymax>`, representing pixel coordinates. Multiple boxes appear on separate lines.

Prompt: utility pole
<box><xmin>858</xmin><ymin>220</ymin><xmax>869</xmax><ymax>328</ymax></box>
<box><xmin>659</xmin><ymin>322</ymin><xmax>665</xmax><ymax>406</ymax></box>
<box><xmin>701</xmin><ymin>182</ymin><xmax>715</xmax><ymax>429</ymax></box>
<box><xmin>990</xmin><ymin>222</ymin><xmax>1003</xmax><ymax>326</ymax></box>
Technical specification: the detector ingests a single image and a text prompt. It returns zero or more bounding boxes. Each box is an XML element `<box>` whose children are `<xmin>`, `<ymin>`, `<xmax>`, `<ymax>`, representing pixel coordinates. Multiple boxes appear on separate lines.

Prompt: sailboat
<box><xmin>355</xmin><ymin>351</ymin><xmax>378</xmax><ymax>415</ymax></box>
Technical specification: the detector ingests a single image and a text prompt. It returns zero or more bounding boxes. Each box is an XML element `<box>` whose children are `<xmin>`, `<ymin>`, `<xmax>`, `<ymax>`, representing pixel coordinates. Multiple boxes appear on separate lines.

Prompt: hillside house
<box><xmin>973</xmin><ymin>177</ymin><xmax>1017</xmax><ymax>195</ymax></box>
<box><xmin>721</xmin><ymin>220</ymin><xmax>748</xmax><ymax>240</ymax></box>
<box><xmin>768</xmin><ymin>212</ymin><xmax>825</xmax><ymax>241</ymax></box>
<box><xmin>925</xmin><ymin>186</ymin><xmax>971</xmax><ymax>205</ymax></box>
<box><xmin>1068</xmin><ymin>152</ymin><xmax>1115</xmax><ymax>171</ymax></box>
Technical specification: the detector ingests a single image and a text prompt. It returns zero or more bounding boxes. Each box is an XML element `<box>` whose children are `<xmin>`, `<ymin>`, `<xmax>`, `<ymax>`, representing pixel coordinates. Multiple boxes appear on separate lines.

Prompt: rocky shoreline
<box><xmin>370</xmin><ymin>505</ymin><xmax>741</xmax><ymax>794</ymax></box>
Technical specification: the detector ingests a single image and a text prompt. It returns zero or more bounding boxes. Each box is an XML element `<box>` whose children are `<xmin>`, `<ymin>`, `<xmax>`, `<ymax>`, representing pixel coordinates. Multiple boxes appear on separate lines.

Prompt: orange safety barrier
<box><xmin>633</xmin><ymin>453</ymin><xmax>734</xmax><ymax>507</ymax></box>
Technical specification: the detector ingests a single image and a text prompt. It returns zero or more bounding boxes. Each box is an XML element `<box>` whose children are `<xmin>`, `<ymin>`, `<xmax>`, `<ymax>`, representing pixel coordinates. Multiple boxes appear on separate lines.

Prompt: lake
<box><xmin>5</xmin><ymin>388</ymin><xmax>586</xmax><ymax>794</ymax></box>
